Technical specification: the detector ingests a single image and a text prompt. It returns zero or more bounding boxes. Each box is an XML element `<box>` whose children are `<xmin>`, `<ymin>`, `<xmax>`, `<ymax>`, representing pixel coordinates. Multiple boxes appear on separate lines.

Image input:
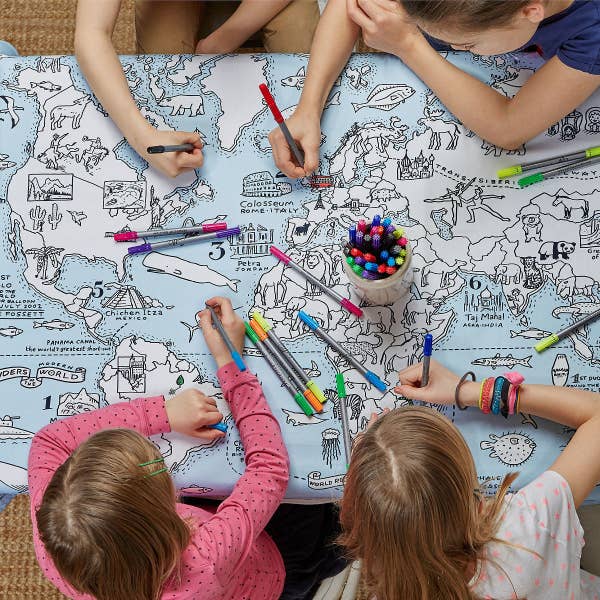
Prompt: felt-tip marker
<box><xmin>127</xmin><ymin>227</ymin><xmax>240</xmax><ymax>255</ymax></box>
<box><xmin>421</xmin><ymin>333</ymin><xmax>433</xmax><ymax>387</ymax></box>
<box><xmin>114</xmin><ymin>222</ymin><xmax>227</xmax><ymax>242</ymax></box>
<box><xmin>147</xmin><ymin>143</ymin><xmax>196</xmax><ymax>154</ymax></box>
<box><xmin>535</xmin><ymin>305</ymin><xmax>600</xmax><ymax>352</ymax></box>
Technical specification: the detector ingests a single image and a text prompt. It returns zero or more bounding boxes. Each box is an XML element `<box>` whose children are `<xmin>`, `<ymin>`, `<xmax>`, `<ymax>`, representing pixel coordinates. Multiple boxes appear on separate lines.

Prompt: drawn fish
<box><xmin>551</xmin><ymin>353</ymin><xmax>569</xmax><ymax>386</ymax></box>
<box><xmin>351</xmin><ymin>84</ymin><xmax>415</xmax><ymax>112</ymax></box>
<box><xmin>281</xmin><ymin>67</ymin><xmax>341</xmax><ymax>90</ymax></box>
<box><xmin>30</xmin><ymin>81</ymin><xmax>62</xmax><ymax>92</ymax></box>
<box><xmin>142</xmin><ymin>252</ymin><xmax>240</xmax><ymax>292</ymax></box>
<box><xmin>282</xmin><ymin>408</ymin><xmax>326</xmax><ymax>426</ymax></box>
<box><xmin>480</xmin><ymin>433</ymin><xmax>536</xmax><ymax>466</ymax></box>
<box><xmin>509</xmin><ymin>328</ymin><xmax>551</xmax><ymax>340</ymax></box>
<box><xmin>0</xmin><ymin>327</ymin><xmax>23</xmax><ymax>337</ymax></box>
<box><xmin>33</xmin><ymin>319</ymin><xmax>74</xmax><ymax>330</ymax></box>
<box><xmin>471</xmin><ymin>353</ymin><xmax>532</xmax><ymax>369</ymax></box>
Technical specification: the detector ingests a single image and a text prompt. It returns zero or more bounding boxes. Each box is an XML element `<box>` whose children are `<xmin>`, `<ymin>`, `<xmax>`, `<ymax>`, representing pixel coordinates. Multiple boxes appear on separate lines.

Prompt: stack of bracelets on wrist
<box><xmin>475</xmin><ymin>371</ymin><xmax>524</xmax><ymax>417</ymax></box>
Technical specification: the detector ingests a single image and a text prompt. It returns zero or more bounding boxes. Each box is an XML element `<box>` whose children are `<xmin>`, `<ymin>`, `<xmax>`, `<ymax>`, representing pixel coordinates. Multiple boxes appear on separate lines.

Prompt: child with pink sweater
<box><xmin>29</xmin><ymin>297</ymin><xmax>345</xmax><ymax>600</ymax></box>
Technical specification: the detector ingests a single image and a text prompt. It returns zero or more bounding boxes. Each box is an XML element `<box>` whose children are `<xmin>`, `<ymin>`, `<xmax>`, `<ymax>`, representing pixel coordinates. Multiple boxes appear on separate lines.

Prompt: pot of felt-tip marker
<box><xmin>342</xmin><ymin>215</ymin><xmax>413</xmax><ymax>306</ymax></box>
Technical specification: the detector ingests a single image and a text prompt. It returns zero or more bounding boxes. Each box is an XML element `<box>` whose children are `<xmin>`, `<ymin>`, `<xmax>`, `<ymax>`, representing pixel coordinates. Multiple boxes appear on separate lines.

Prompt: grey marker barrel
<box><xmin>518</xmin><ymin>148</ymin><xmax>594</xmax><ymax>172</ymax></box>
<box><xmin>133</xmin><ymin>225</ymin><xmax>217</xmax><ymax>238</ymax></box>
<box><xmin>309</xmin><ymin>323</ymin><xmax>366</xmax><ymax>375</ymax></box>
<box><xmin>557</xmin><ymin>306</ymin><xmax>600</xmax><ymax>339</ymax></box>
<box><xmin>261</xmin><ymin>334</ymin><xmax>307</xmax><ymax>391</ymax></box>
<box><xmin>339</xmin><ymin>397</ymin><xmax>352</xmax><ymax>464</ymax></box>
<box><xmin>265</xmin><ymin>329</ymin><xmax>309</xmax><ymax>385</ymax></box>
<box><xmin>205</xmin><ymin>304</ymin><xmax>235</xmax><ymax>354</ymax></box>
<box><xmin>255</xmin><ymin>337</ymin><xmax>298</xmax><ymax>397</ymax></box>
<box><xmin>287</xmin><ymin>261</ymin><xmax>344</xmax><ymax>303</ymax></box>
<box><xmin>537</xmin><ymin>154</ymin><xmax>600</xmax><ymax>179</ymax></box>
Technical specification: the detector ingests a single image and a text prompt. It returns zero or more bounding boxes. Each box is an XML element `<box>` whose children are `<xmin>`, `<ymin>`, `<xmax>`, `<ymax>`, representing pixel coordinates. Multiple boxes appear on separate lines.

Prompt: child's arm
<box><xmin>396</xmin><ymin>360</ymin><xmax>600</xmax><ymax>508</ymax></box>
<box><xmin>74</xmin><ymin>0</ymin><xmax>203</xmax><ymax>177</ymax></box>
<box><xmin>195</xmin><ymin>0</ymin><xmax>292</xmax><ymax>53</ymax></box>
<box><xmin>28</xmin><ymin>391</ymin><xmax>224</xmax><ymax>507</ymax></box>
<box><xmin>192</xmin><ymin>299</ymin><xmax>289</xmax><ymax>582</ymax></box>
<box><xmin>347</xmin><ymin>0</ymin><xmax>600</xmax><ymax>149</ymax></box>
<box><xmin>270</xmin><ymin>0</ymin><xmax>359</xmax><ymax>177</ymax></box>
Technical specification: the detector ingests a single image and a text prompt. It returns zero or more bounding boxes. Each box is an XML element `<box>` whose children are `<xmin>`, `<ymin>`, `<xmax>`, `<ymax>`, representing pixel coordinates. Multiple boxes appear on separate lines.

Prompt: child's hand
<box><xmin>394</xmin><ymin>359</ymin><xmax>460</xmax><ymax>405</ymax></box>
<box><xmin>135</xmin><ymin>129</ymin><xmax>204</xmax><ymax>178</ymax></box>
<box><xmin>165</xmin><ymin>389</ymin><xmax>226</xmax><ymax>440</ymax></box>
<box><xmin>269</xmin><ymin>110</ymin><xmax>321</xmax><ymax>179</ymax></box>
<box><xmin>197</xmin><ymin>297</ymin><xmax>245</xmax><ymax>369</ymax></box>
<box><xmin>346</xmin><ymin>0</ymin><xmax>422</xmax><ymax>55</ymax></box>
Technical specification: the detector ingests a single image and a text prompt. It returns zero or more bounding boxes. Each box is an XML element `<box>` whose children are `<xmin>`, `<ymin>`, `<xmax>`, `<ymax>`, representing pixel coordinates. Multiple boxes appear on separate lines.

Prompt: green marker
<box><xmin>498</xmin><ymin>145</ymin><xmax>600</xmax><ymax>179</ymax></box>
<box><xmin>518</xmin><ymin>154</ymin><xmax>600</xmax><ymax>188</ymax></box>
<box><xmin>336</xmin><ymin>373</ymin><xmax>352</xmax><ymax>468</ymax></box>
<box><xmin>535</xmin><ymin>306</ymin><xmax>600</xmax><ymax>352</ymax></box>
<box><xmin>252</xmin><ymin>310</ymin><xmax>326</xmax><ymax>404</ymax></box>
<box><xmin>244</xmin><ymin>321</ymin><xmax>314</xmax><ymax>417</ymax></box>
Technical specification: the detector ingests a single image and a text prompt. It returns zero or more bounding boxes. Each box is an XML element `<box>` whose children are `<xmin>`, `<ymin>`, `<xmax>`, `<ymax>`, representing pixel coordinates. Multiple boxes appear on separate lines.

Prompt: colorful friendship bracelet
<box><xmin>478</xmin><ymin>373</ymin><xmax>524</xmax><ymax>417</ymax></box>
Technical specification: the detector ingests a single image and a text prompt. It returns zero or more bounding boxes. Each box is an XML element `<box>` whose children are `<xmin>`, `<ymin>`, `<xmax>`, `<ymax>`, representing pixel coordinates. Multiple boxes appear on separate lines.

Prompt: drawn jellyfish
<box><xmin>322</xmin><ymin>428</ymin><xmax>342</xmax><ymax>468</ymax></box>
<box><xmin>480</xmin><ymin>432</ymin><xmax>536</xmax><ymax>466</ymax></box>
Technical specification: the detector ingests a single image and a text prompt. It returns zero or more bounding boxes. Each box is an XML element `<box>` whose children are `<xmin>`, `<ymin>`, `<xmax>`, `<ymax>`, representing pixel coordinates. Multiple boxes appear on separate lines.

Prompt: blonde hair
<box><xmin>338</xmin><ymin>407</ymin><xmax>518</xmax><ymax>600</ymax></box>
<box><xmin>36</xmin><ymin>428</ymin><xmax>191</xmax><ymax>600</ymax></box>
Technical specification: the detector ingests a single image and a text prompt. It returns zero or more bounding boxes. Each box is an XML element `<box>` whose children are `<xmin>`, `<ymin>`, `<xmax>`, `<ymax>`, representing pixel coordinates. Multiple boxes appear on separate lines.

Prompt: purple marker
<box><xmin>361</xmin><ymin>270</ymin><xmax>380</xmax><ymax>280</ymax></box>
<box><xmin>355</xmin><ymin>229</ymin><xmax>364</xmax><ymax>248</ymax></box>
<box><xmin>372</xmin><ymin>233</ymin><xmax>381</xmax><ymax>251</ymax></box>
<box><xmin>128</xmin><ymin>227</ymin><xmax>241</xmax><ymax>255</ymax></box>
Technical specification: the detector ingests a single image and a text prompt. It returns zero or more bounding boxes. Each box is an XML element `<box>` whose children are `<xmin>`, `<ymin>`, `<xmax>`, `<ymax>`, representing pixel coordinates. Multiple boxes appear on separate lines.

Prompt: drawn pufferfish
<box><xmin>480</xmin><ymin>432</ymin><xmax>536</xmax><ymax>466</ymax></box>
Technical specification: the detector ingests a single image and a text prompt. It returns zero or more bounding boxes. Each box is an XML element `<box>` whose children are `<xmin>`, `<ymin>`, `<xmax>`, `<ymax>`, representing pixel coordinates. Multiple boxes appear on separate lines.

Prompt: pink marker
<box><xmin>270</xmin><ymin>245</ymin><xmax>362</xmax><ymax>318</ymax></box>
<box><xmin>113</xmin><ymin>222</ymin><xmax>227</xmax><ymax>242</ymax></box>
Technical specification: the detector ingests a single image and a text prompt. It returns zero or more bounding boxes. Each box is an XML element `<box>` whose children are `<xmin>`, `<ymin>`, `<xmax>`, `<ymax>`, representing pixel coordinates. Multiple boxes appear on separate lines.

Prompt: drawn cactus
<box><xmin>47</xmin><ymin>203</ymin><xmax>62</xmax><ymax>230</ymax></box>
<box><xmin>30</xmin><ymin>205</ymin><xmax>46</xmax><ymax>231</ymax></box>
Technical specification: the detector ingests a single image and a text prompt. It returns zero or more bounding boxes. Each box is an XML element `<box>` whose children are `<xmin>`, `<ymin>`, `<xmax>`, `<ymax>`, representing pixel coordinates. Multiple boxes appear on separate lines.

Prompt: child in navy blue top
<box><xmin>269</xmin><ymin>0</ymin><xmax>600</xmax><ymax>177</ymax></box>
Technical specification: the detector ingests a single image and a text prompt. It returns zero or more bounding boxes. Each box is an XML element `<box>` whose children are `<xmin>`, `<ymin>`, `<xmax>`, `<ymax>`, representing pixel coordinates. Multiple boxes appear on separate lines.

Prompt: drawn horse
<box><xmin>552</xmin><ymin>195</ymin><xmax>589</xmax><ymax>219</ymax></box>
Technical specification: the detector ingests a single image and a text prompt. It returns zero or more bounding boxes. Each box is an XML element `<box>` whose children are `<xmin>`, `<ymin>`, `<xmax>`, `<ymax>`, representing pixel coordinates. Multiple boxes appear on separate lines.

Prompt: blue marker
<box><xmin>297</xmin><ymin>311</ymin><xmax>387</xmax><ymax>392</ymax></box>
<box><xmin>208</xmin><ymin>421</ymin><xmax>227</xmax><ymax>433</ymax></box>
<box><xmin>349</xmin><ymin>225</ymin><xmax>357</xmax><ymax>245</ymax></box>
<box><xmin>205</xmin><ymin>303</ymin><xmax>246</xmax><ymax>372</ymax></box>
<box><xmin>421</xmin><ymin>333</ymin><xmax>433</xmax><ymax>387</ymax></box>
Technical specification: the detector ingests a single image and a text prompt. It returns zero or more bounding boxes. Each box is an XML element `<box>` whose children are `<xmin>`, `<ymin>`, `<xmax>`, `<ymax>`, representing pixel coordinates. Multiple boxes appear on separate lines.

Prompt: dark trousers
<box><xmin>182</xmin><ymin>498</ymin><xmax>348</xmax><ymax>600</ymax></box>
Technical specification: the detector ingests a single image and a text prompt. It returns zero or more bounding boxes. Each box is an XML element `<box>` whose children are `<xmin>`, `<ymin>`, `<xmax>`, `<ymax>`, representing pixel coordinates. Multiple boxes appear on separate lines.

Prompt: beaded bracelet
<box><xmin>480</xmin><ymin>377</ymin><xmax>495</xmax><ymax>414</ymax></box>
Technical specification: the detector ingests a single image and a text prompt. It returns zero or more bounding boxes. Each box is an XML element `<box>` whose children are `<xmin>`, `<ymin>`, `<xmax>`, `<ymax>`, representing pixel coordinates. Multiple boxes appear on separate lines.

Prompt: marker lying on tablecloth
<box><xmin>498</xmin><ymin>145</ymin><xmax>600</xmax><ymax>179</ymax></box>
<box><xmin>114</xmin><ymin>222</ymin><xmax>227</xmax><ymax>242</ymax></box>
<box><xmin>204</xmin><ymin>303</ymin><xmax>246</xmax><ymax>372</ymax></box>
<box><xmin>535</xmin><ymin>305</ymin><xmax>600</xmax><ymax>352</ymax></box>
<box><xmin>336</xmin><ymin>373</ymin><xmax>352</xmax><ymax>468</ymax></box>
<box><xmin>250</xmin><ymin>319</ymin><xmax>323</xmax><ymax>413</ymax></box>
<box><xmin>147</xmin><ymin>143</ymin><xmax>196</xmax><ymax>154</ymax></box>
<box><xmin>127</xmin><ymin>227</ymin><xmax>240</xmax><ymax>255</ymax></box>
<box><xmin>420</xmin><ymin>333</ymin><xmax>433</xmax><ymax>387</ymax></box>
<box><xmin>252</xmin><ymin>310</ymin><xmax>326</xmax><ymax>404</ymax></box>
<box><xmin>270</xmin><ymin>245</ymin><xmax>362</xmax><ymax>317</ymax></box>
<box><xmin>244</xmin><ymin>321</ymin><xmax>314</xmax><ymax>417</ymax></box>
<box><xmin>518</xmin><ymin>154</ymin><xmax>600</xmax><ymax>188</ymax></box>
<box><xmin>259</xmin><ymin>83</ymin><xmax>305</xmax><ymax>168</ymax></box>
<box><xmin>297</xmin><ymin>311</ymin><xmax>387</xmax><ymax>392</ymax></box>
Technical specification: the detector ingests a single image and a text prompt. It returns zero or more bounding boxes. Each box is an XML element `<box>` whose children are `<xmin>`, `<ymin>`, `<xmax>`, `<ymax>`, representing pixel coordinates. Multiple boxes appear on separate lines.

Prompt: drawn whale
<box><xmin>142</xmin><ymin>252</ymin><xmax>240</xmax><ymax>292</ymax></box>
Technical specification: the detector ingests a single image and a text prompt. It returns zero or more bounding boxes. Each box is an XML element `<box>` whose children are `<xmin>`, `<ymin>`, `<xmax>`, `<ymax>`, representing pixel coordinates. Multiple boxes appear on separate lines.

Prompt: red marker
<box><xmin>259</xmin><ymin>83</ymin><xmax>305</xmax><ymax>169</ymax></box>
<box><xmin>270</xmin><ymin>245</ymin><xmax>362</xmax><ymax>318</ymax></box>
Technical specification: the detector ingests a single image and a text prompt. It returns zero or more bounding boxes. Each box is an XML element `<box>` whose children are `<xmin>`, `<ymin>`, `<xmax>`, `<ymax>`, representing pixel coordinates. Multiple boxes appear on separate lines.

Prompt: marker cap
<box><xmin>518</xmin><ymin>173</ymin><xmax>544</xmax><ymax>188</ymax></box>
<box><xmin>128</xmin><ymin>243</ymin><xmax>152</xmax><ymax>255</ymax></box>
<box><xmin>259</xmin><ymin>83</ymin><xmax>283</xmax><ymax>123</ymax></box>
<box><xmin>270</xmin><ymin>245</ymin><xmax>291</xmax><ymax>264</ymax></box>
<box><xmin>497</xmin><ymin>165</ymin><xmax>522</xmax><ymax>179</ymax></box>
<box><xmin>294</xmin><ymin>392</ymin><xmax>315</xmax><ymax>417</ymax></box>
<box><xmin>217</xmin><ymin>226</ymin><xmax>241</xmax><ymax>238</ymax></box>
<box><xmin>203</xmin><ymin>222</ymin><xmax>228</xmax><ymax>233</ymax></box>
<box><xmin>424</xmin><ymin>333</ymin><xmax>433</xmax><ymax>356</ymax></box>
<box><xmin>244</xmin><ymin>321</ymin><xmax>260</xmax><ymax>344</ymax></box>
<box><xmin>586</xmin><ymin>147</ymin><xmax>600</xmax><ymax>158</ymax></box>
<box><xmin>114</xmin><ymin>231</ymin><xmax>138</xmax><ymax>242</ymax></box>
<box><xmin>249</xmin><ymin>319</ymin><xmax>268</xmax><ymax>341</ymax></box>
<box><xmin>304</xmin><ymin>389</ymin><xmax>323</xmax><ymax>413</ymax></box>
<box><xmin>208</xmin><ymin>422</ymin><xmax>228</xmax><ymax>433</ymax></box>
<box><xmin>307</xmin><ymin>380</ymin><xmax>326</xmax><ymax>404</ymax></box>
<box><xmin>252</xmin><ymin>311</ymin><xmax>272</xmax><ymax>332</ymax></box>
<box><xmin>365</xmin><ymin>370</ymin><xmax>387</xmax><ymax>392</ymax></box>
<box><xmin>534</xmin><ymin>333</ymin><xmax>559</xmax><ymax>353</ymax></box>
<box><xmin>298</xmin><ymin>310</ymin><xmax>319</xmax><ymax>330</ymax></box>
<box><xmin>340</xmin><ymin>298</ymin><xmax>363</xmax><ymax>317</ymax></box>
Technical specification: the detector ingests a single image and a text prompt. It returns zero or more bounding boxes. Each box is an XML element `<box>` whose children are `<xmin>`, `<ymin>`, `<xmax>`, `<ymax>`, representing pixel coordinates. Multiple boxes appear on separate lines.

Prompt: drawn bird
<box><xmin>0</xmin><ymin>95</ymin><xmax>24</xmax><ymax>128</ymax></box>
<box><xmin>67</xmin><ymin>210</ymin><xmax>87</xmax><ymax>226</ymax></box>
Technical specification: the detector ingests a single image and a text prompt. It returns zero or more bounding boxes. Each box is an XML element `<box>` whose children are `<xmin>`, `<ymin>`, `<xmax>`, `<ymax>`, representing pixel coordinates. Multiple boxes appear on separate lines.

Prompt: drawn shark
<box><xmin>471</xmin><ymin>353</ymin><xmax>532</xmax><ymax>369</ymax></box>
<box><xmin>142</xmin><ymin>252</ymin><xmax>240</xmax><ymax>292</ymax></box>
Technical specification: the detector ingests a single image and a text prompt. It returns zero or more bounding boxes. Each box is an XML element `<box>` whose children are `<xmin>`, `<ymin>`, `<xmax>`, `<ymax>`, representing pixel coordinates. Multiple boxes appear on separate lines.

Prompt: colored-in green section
<box><xmin>534</xmin><ymin>333</ymin><xmax>559</xmax><ymax>353</ymax></box>
<box><xmin>518</xmin><ymin>173</ymin><xmax>544</xmax><ymax>188</ymax></box>
<box><xmin>497</xmin><ymin>165</ymin><xmax>522</xmax><ymax>179</ymax></box>
<box><xmin>336</xmin><ymin>372</ymin><xmax>347</xmax><ymax>398</ymax></box>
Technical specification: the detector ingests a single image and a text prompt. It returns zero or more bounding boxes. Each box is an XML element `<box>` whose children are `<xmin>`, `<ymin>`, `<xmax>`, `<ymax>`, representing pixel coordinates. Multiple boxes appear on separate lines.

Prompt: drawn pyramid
<box><xmin>102</xmin><ymin>286</ymin><xmax>149</xmax><ymax>309</ymax></box>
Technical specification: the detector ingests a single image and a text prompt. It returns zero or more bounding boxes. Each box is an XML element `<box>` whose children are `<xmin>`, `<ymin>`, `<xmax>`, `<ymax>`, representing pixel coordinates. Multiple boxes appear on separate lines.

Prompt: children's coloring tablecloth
<box><xmin>1</xmin><ymin>52</ymin><xmax>599</xmax><ymax>502</ymax></box>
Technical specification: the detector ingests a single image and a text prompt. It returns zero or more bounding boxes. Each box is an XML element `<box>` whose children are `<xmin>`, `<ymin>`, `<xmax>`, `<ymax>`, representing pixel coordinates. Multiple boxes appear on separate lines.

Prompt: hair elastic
<box><xmin>455</xmin><ymin>371</ymin><xmax>476</xmax><ymax>410</ymax></box>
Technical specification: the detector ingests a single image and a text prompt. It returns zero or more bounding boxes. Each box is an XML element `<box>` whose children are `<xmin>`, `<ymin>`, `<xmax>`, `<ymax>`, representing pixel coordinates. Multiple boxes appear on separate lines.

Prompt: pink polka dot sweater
<box><xmin>28</xmin><ymin>363</ymin><xmax>290</xmax><ymax>600</ymax></box>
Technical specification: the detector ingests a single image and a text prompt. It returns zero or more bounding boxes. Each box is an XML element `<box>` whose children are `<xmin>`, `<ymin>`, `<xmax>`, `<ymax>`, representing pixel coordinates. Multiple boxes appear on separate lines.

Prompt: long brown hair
<box><xmin>401</xmin><ymin>0</ymin><xmax>533</xmax><ymax>31</ymax></box>
<box><xmin>36</xmin><ymin>428</ymin><xmax>191</xmax><ymax>600</ymax></box>
<box><xmin>338</xmin><ymin>407</ymin><xmax>519</xmax><ymax>600</ymax></box>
